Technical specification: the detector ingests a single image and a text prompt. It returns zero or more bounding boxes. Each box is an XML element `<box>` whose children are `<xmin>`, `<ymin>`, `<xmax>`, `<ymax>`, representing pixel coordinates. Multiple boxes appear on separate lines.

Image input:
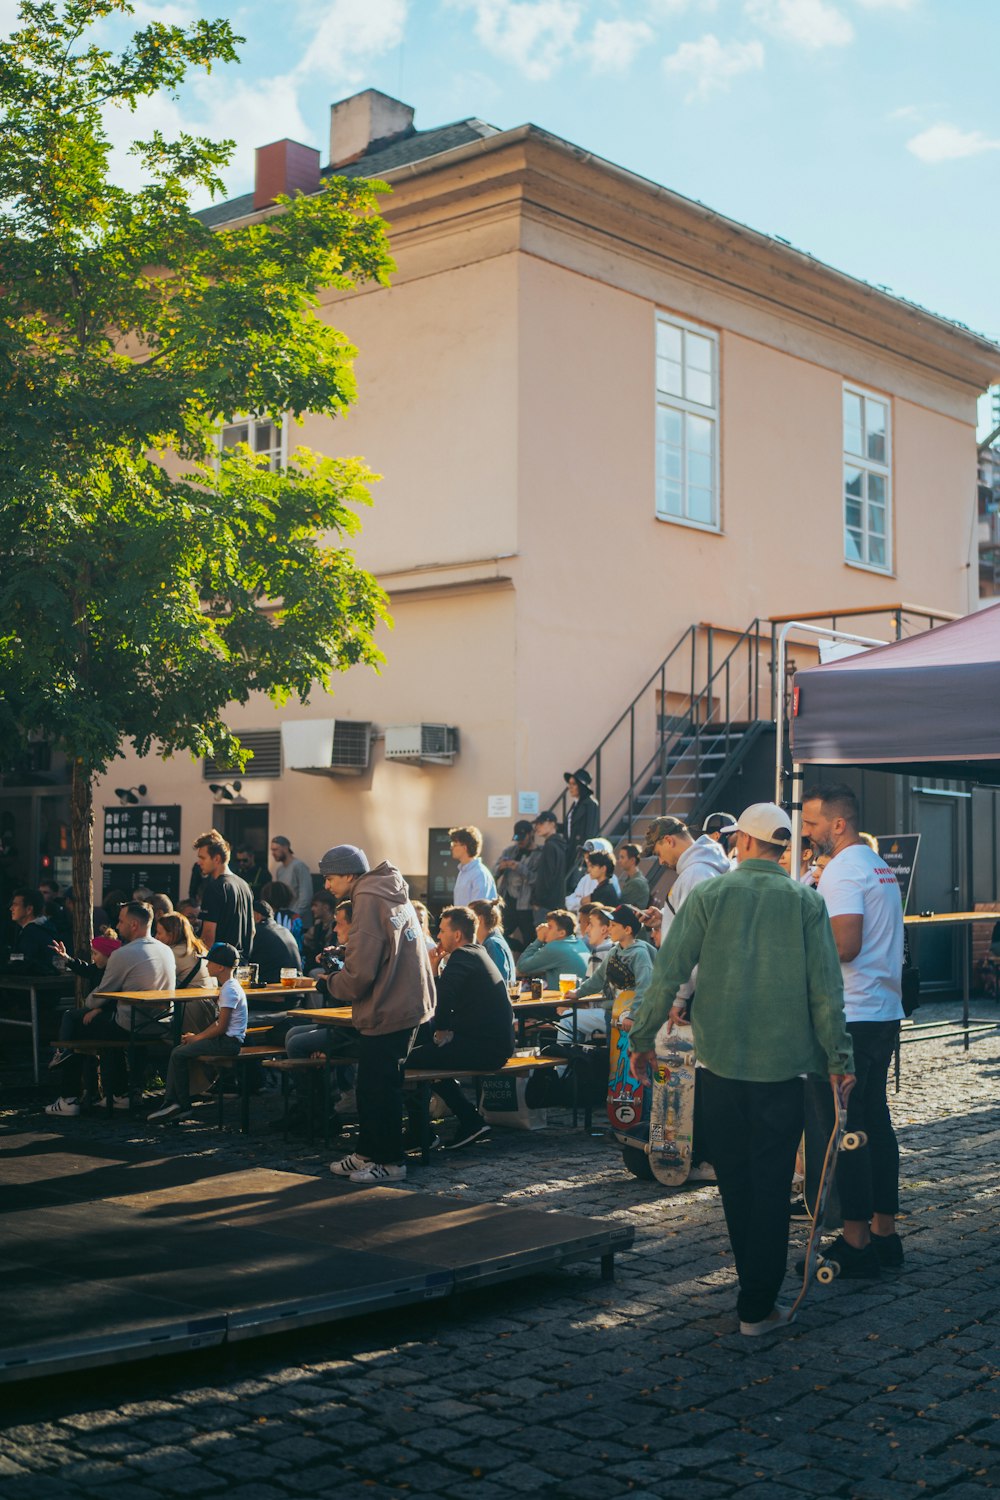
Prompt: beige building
<box><xmin>25</xmin><ymin>89</ymin><xmax>1000</xmax><ymax>905</ymax></box>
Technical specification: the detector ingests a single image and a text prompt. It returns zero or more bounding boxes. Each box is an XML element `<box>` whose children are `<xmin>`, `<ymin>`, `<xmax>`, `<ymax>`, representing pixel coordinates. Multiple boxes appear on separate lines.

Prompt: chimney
<box><xmin>329</xmin><ymin>89</ymin><xmax>415</xmax><ymax>169</ymax></box>
<box><xmin>254</xmin><ymin>139</ymin><xmax>322</xmax><ymax>212</ymax></box>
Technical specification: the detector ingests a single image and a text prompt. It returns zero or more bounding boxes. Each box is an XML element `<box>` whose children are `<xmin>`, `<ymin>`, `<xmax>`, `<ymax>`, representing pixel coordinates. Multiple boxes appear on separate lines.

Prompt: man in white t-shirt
<box><xmin>803</xmin><ymin>784</ymin><xmax>905</xmax><ymax>1277</ymax></box>
<box><xmin>149</xmin><ymin>942</ymin><xmax>247</xmax><ymax>1122</ymax></box>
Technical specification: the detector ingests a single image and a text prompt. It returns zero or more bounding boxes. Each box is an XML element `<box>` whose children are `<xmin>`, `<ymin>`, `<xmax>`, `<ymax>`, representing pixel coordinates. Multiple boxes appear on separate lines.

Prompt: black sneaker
<box><xmin>871</xmin><ymin>1231</ymin><xmax>904</xmax><ymax>1268</ymax></box>
<box><xmin>795</xmin><ymin>1234</ymin><xmax>880</xmax><ymax>1279</ymax></box>
<box><xmin>444</xmin><ymin>1118</ymin><xmax>490</xmax><ymax>1151</ymax></box>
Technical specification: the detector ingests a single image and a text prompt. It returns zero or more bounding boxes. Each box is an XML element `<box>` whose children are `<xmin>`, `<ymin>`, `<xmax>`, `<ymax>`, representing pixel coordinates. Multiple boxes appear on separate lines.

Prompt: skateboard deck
<box><xmin>647</xmin><ymin>1020</ymin><xmax>696</xmax><ymax>1186</ymax></box>
<box><xmin>802</xmin><ymin>1077</ymin><xmax>843</xmax><ymax>1227</ymax></box>
<box><xmin>606</xmin><ymin>989</ymin><xmax>647</xmax><ymax>1145</ymax></box>
<box><xmin>791</xmin><ymin>1084</ymin><xmax>867</xmax><ymax>1315</ymax></box>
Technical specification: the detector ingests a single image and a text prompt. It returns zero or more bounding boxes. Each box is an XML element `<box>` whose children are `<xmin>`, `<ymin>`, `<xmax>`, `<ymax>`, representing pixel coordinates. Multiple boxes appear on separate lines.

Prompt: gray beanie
<box><xmin>319</xmin><ymin>844</ymin><xmax>370</xmax><ymax>877</ymax></box>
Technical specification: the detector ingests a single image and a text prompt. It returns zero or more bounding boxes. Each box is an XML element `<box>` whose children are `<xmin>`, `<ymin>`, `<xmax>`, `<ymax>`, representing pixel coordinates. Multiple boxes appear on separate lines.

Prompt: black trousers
<box><xmin>355</xmin><ymin>1027</ymin><xmax>419</xmax><ymax>1165</ymax></box>
<box><xmin>836</xmin><ymin>1020</ymin><xmax>900</xmax><ymax>1221</ymax></box>
<box><xmin>56</xmin><ymin>1009</ymin><xmax>129</xmax><ymax>1096</ymax></box>
<box><xmin>700</xmin><ymin>1069</ymin><xmax>804</xmax><ymax>1324</ymax></box>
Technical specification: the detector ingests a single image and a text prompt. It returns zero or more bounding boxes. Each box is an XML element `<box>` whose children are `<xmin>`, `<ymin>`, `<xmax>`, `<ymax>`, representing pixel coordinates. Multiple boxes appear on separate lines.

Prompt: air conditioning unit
<box><xmin>280</xmin><ymin>718</ymin><xmax>373</xmax><ymax>776</ymax></box>
<box><xmin>384</xmin><ymin>724</ymin><xmax>460</xmax><ymax>764</ymax></box>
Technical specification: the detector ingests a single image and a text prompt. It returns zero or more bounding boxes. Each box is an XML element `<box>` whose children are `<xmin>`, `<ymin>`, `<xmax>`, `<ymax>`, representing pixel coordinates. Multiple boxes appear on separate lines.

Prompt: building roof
<box><xmin>194</xmin><ymin>104</ymin><xmax>1000</xmax><ymax>373</ymax></box>
<box><xmin>196</xmin><ymin>117</ymin><xmax>499</xmax><ymax>230</ymax></box>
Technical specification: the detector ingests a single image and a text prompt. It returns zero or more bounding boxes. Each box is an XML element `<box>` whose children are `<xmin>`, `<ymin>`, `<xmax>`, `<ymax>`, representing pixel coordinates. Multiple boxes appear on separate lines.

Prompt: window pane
<box><xmin>657</xmin><ymin>405</ymin><xmax>683</xmax><ymax>447</ymax></box>
<box><xmin>222</xmin><ymin>423</ymin><xmax>249</xmax><ymax>449</ymax></box>
<box><xmin>657</xmin><ymin>356</ymin><xmax>683</xmax><ymax>397</ymax></box>
<box><xmin>688</xmin><ymin>487</ymin><xmax>714</xmax><ymax>525</ymax></box>
<box><xmin>687</xmin><ymin>413</ymin><xmax>712</xmax><ymax>454</ymax></box>
<box><xmin>869</xmin><ymin>536</ymin><xmax>886</xmax><ymax>567</ymax></box>
<box><xmin>255</xmin><ymin>422</ymin><xmax>278</xmax><ymax>453</ymax></box>
<box><xmin>658</xmin><ymin>447</ymin><xmax>682</xmax><ymax>481</ymax></box>
<box><xmin>845</xmin><ymin>528</ymin><xmax>863</xmax><ymax>562</ymax></box>
<box><xmin>657</xmin><ymin>322</ymin><xmax>682</xmax><ymax>364</ymax></box>
<box><xmin>844</xmin><ymin>466</ymin><xmax>863</xmax><ymax>501</ymax></box>
<box><xmin>688</xmin><ymin>451</ymin><xmax>712</xmax><ymax>490</ymax></box>
<box><xmin>685</xmin><ymin>368</ymin><xmax>713</xmax><ymax>407</ymax></box>
<box><xmin>685</xmin><ymin>332</ymin><xmax>713</xmax><ymax>374</ymax></box>
<box><xmin>845</xmin><ymin>498</ymin><xmax>863</xmax><ymax>531</ymax></box>
<box><xmin>869</xmin><ymin>506</ymin><xmax>885</xmax><ymax>536</ymax></box>
<box><xmin>658</xmin><ymin>482</ymin><xmax>683</xmax><ymax>517</ymax></box>
<box><xmin>868</xmin><ymin>472</ymin><xmax>885</xmax><ymax>506</ymax></box>
<box><xmin>866</xmin><ymin>400</ymin><xmax>887</xmax><ymax>464</ymax></box>
<box><xmin>843</xmin><ymin>392</ymin><xmax>863</xmax><ymax>456</ymax></box>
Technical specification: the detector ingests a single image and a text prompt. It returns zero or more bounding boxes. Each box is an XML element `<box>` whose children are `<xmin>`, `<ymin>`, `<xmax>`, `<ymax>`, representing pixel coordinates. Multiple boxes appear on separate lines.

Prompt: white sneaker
<box><xmin>329</xmin><ymin>1152</ymin><xmax>373</xmax><ymax>1177</ymax></box>
<box><xmin>148</xmin><ymin>1102</ymin><xmax>188</xmax><ymax>1122</ymax></box>
<box><xmin>688</xmin><ymin>1162</ymin><xmax>717</xmax><ymax>1182</ymax></box>
<box><xmin>111</xmin><ymin>1095</ymin><xmax>131</xmax><ymax>1110</ymax></box>
<box><xmin>348</xmin><ymin>1162</ymin><xmax>407</xmax><ymax>1184</ymax></box>
<box><xmin>45</xmin><ymin>1097</ymin><xmax>80</xmax><ymax>1116</ymax></box>
<box><xmin>334</xmin><ymin>1089</ymin><xmax>358</xmax><ymax>1117</ymax></box>
<box><xmin>739</xmin><ymin>1305</ymin><xmax>796</xmax><ymax>1337</ymax></box>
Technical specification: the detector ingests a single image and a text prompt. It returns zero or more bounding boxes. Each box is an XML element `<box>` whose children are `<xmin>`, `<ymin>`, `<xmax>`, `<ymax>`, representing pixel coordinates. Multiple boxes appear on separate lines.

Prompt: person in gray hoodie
<box><xmin>321</xmin><ymin>845</ymin><xmax>435</xmax><ymax>1184</ymax></box>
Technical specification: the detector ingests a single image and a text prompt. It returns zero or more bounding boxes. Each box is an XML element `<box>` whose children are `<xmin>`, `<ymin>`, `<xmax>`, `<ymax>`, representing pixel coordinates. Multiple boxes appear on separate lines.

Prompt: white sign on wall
<box><xmin>487</xmin><ymin>795</ymin><xmax>512</xmax><ymax>819</ymax></box>
<box><xmin>518</xmin><ymin>791</ymin><xmax>539</xmax><ymax>816</ymax></box>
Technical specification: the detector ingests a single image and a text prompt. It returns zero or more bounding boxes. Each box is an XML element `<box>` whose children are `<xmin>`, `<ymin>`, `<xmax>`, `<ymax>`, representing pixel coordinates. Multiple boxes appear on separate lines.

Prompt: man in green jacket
<box><xmin>630</xmin><ymin>803</ymin><xmax>854</xmax><ymax>1337</ymax></box>
<box><xmin>516</xmin><ymin>909</ymin><xmax>589</xmax><ymax>992</ymax></box>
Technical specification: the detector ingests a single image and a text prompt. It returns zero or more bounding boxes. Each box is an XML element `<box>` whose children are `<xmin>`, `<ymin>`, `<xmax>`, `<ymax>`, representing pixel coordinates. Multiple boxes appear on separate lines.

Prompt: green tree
<box><xmin>0</xmin><ymin>1</ymin><xmax>394</xmax><ymax>956</ymax></box>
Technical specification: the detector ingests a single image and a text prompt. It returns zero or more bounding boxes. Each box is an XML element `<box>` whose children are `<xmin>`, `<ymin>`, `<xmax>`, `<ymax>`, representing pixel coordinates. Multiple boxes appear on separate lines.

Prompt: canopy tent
<box><xmin>790</xmin><ymin>601</ymin><xmax>1000</xmax><ymax>786</ymax></box>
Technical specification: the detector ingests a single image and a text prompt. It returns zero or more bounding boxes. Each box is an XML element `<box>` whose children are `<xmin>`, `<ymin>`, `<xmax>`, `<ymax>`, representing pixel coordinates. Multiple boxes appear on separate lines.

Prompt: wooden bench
<box><xmin>261</xmin><ymin>1053</ymin><xmax>563</xmax><ymax>1161</ymax></box>
<box><xmin>200</xmin><ymin>1044</ymin><xmax>286</xmax><ymax>1133</ymax></box>
<box><xmin>404</xmin><ymin>1056</ymin><xmax>562</xmax><ymax>1163</ymax></box>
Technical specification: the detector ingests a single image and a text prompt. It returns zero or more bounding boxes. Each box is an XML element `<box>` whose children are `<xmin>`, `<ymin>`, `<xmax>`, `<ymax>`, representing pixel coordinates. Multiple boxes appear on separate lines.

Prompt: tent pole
<box><xmin>791</xmin><ymin>762</ymin><xmax>803</xmax><ymax>877</ymax></box>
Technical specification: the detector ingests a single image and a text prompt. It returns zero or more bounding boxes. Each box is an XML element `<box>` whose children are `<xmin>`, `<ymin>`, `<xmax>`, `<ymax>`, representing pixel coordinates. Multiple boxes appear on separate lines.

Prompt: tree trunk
<box><xmin>70</xmin><ymin>758</ymin><xmax>95</xmax><ymax>970</ymax></box>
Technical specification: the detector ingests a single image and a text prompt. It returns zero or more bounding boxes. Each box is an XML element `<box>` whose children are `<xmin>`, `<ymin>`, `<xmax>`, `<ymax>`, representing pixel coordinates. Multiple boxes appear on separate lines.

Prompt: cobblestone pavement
<box><xmin>1</xmin><ymin>1000</ymin><xmax>999</xmax><ymax>1500</ymax></box>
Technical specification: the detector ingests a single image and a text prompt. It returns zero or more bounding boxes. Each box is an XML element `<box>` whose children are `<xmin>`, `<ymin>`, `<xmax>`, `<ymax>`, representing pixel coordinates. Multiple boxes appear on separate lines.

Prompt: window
<box><xmin>219</xmin><ymin>415</ymin><xmax>284</xmax><ymax>472</ymax></box>
<box><xmin>655</xmin><ymin>314</ymin><xmax>719</xmax><ymax>530</ymax></box>
<box><xmin>843</xmin><ymin>385</ymin><xmax>891</xmax><ymax>572</ymax></box>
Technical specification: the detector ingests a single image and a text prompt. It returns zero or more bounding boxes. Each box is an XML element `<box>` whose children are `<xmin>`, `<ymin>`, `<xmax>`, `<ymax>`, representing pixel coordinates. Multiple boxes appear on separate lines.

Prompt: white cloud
<box><xmin>582</xmin><ymin>18</ymin><xmax>654</xmax><ymax>73</ymax></box>
<box><xmin>907</xmin><ymin>123</ymin><xmax>1000</xmax><ymax>164</ymax></box>
<box><xmin>663</xmin><ymin>32</ymin><xmax>764</xmax><ymax>100</ymax></box>
<box><xmin>295</xmin><ymin>0</ymin><xmax>407</xmax><ymax>81</ymax></box>
<box><xmin>745</xmin><ymin>0</ymin><xmax>854</xmax><ymax>49</ymax></box>
<box><xmin>853</xmin><ymin>0</ymin><xmax>916</xmax><ymax>8</ymax></box>
<box><xmin>888</xmin><ymin>104</ymin><xmax>919</xmax><ymax>121</ymax></box>
<box><xmin>131</xmin><ymin>0</ymin><xmax>201</xmax><ymax>22</ymax></box>
<box><xmin>451</xmin><ymin>0</ymin><xmax>583</xmax><ymax>81</ymax></box>
<box><xmin>106</xmin><ymin>73</ymin><xmax>311</xmax><ymax>197</ymax></box>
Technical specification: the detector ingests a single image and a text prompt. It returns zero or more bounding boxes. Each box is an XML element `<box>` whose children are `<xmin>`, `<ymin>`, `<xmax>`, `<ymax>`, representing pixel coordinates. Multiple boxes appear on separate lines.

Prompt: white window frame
<box><xmin>654</xmin><ymin>312</ymin><xmax>720</xmax><ymax>533</ymax></box>
<box><xmin>217</xmin><ymin>413</ymin><xmax>288</xmax><ymax>473</ymax></box>
<box><xmin>843</xmin><ymin>383</ymin><xmax>892</xmax><ymax>575</ymax></box>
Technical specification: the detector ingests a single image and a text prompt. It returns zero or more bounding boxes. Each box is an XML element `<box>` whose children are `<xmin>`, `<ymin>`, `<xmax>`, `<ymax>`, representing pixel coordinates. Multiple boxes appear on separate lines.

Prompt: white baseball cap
<box><xmin>729</xmin><ymin>803</ymin><xmax>792</xmax><ymax>845</ymax></box>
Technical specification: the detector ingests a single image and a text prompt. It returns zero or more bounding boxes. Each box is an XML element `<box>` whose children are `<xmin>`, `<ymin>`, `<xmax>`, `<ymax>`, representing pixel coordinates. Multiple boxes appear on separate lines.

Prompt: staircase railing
<box><xmin>549</xmin><ymin>624</ymin><xmax>700</xmax><ymax>832</ymax></box>
<box><xmin>550</xmin><ymin>620</ymin><xmax>768</xmax><ymax>840</ymax></box>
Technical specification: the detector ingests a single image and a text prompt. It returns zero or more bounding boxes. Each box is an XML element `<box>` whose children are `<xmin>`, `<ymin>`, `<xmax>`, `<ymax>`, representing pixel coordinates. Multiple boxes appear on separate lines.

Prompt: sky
<box><xmin>4</xmin><ymin>0</ymin><xmax>999</xmax><ymax>427</ymax></box>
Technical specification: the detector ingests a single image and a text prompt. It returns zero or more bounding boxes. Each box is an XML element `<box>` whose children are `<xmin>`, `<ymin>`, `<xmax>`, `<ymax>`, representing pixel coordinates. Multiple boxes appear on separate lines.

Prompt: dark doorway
<box><xmin>220</xmin><ymin>805</ymin><xmax>269</xmax><ymax>866</ymax></box>
<box><xmin>911</xmin><ymin>792</ymin><xmax>962</xmax><ymax>989</ymax></box>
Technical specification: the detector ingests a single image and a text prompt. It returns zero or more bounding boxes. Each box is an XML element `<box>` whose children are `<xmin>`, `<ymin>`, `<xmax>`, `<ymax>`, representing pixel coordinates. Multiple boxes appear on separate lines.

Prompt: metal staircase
<box><xmin>551</xmin><ymin>619</ymin><xmax>772</xmax><ymax>842</ymax></box>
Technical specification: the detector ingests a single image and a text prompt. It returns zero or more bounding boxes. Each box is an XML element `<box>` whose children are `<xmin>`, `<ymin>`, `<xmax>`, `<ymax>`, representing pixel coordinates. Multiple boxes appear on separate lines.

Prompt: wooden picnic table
<box><xmin>0</xmin><ymin>973</ymin><xmax>75</xmax><ymax>1083</ymax></box>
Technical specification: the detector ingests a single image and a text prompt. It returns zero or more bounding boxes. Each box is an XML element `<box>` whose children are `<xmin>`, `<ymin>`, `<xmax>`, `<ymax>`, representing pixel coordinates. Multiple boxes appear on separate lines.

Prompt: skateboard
<box><xmin>791</xmin><ymin>1083</ymin><xmax>867</xmax><ymax>1314</ymax></box>
<box><xmin>607</xmin><ymin>989</ymin><xmax>648</xmax><ymax>1147</ymax></box>
<box><xmin>647</xmin><ymin>1020</ymin><xmax>696</xmax><ymax>1186</ymax></box>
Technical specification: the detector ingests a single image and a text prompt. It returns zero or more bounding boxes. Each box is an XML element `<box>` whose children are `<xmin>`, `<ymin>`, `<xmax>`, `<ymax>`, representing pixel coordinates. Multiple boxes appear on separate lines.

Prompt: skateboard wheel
<box><xmin>816</xmin><ymin>1261</ymin><xmax>839</xmax><ymax>1284</ymax></box>
<box><xmin>842</xmin><ymin>1131</ymin><xmax>868</xmax><ymax>1151</ymax></box>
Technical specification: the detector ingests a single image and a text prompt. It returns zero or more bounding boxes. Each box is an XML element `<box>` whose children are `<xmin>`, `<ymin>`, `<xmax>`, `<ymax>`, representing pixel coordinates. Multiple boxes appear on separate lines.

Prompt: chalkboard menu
<box><xmin>102</xmin><ymin>864</ymin><xmax>181</xmax><ymax>904</ymax></box>
<box><xmin>103</xmin><ymin>805</ymin><xmax>181</xmax><ymax>857</ymax></box>
<box><xmin>427</xmin><ymin>827</ymin><xmax>457</xmax><ymax>904</ymax></box>
<box><xmin>876</xmin><ymin>834</ymin><xmax>921</xmax><ymax>913</ymax></box>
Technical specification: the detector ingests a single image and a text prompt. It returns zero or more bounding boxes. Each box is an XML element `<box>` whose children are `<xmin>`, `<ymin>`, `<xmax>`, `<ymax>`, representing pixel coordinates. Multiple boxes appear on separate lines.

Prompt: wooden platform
<box><xmin>0</xmin><ymin>1133</ymin><xmax>633</xmax><ymax>1385</ymax></box>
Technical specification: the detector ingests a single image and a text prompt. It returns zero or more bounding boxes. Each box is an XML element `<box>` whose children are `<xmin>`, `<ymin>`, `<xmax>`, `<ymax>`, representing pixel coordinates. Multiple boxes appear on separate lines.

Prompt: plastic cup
<box><xmin>280</xmin><ymin>968</ymin><xmax>298</xmax><ymax>989</ymax></box>
<box><xmin>559</xmin><ymin>974</ymin><xmax>576</xmax><ymax>997</ymax></box>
